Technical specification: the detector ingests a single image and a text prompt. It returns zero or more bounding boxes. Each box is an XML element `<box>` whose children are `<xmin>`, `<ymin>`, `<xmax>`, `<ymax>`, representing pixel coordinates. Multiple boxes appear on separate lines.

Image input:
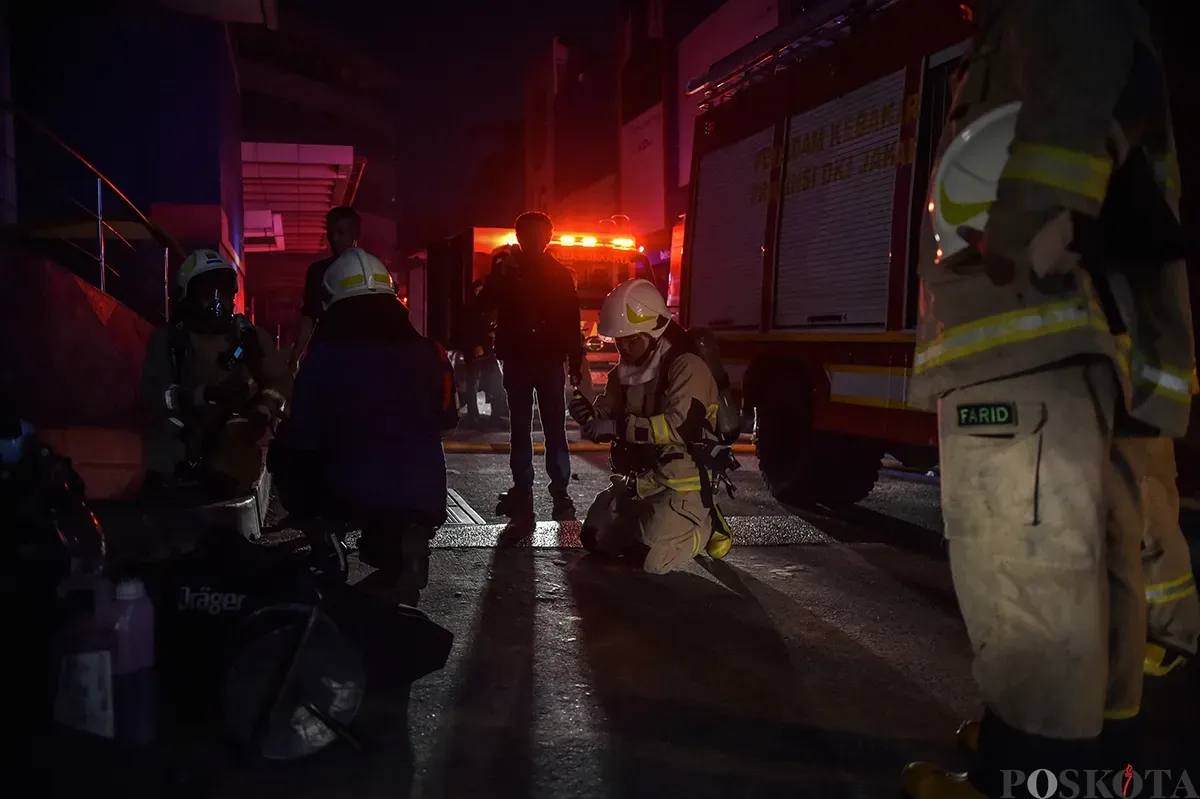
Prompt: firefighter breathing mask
<box><xmin>176</xmin><ymin>249</ymin><xmax>239</xmax><ymax>331</ymax></box>
<box><xmin>188</xmin><ymin>269</ymin><xmax>238</xmax><ymax>333</ymax></box>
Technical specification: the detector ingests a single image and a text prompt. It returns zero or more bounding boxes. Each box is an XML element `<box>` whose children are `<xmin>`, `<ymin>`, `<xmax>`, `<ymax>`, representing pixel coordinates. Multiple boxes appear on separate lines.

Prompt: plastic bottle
<box><xmin>111</xmin><ymin>578</ymin><xmax>156</xmax><ymax>747</ymax></box>
<box><xmin>51</xmin><ymin>574</ymin><xmax>117</xmax><ymax>740</ymax></box>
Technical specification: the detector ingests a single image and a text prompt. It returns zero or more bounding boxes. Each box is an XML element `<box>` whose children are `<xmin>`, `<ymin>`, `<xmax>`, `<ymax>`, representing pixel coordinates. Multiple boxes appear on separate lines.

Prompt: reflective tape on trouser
<box><xmin>915</xmin><ymin>299</ymin><xmax>1108</xmax><ymax>373</ymax></box>
<box><xmin>1147</xmin><ymin>572</ymin><xmax>1197</xmax><ymax>605</ymax></box>
<box><xmin>1001</xmin><ymin>142</ymin><xmax>1112</xmax><ymax>206</ymax></box>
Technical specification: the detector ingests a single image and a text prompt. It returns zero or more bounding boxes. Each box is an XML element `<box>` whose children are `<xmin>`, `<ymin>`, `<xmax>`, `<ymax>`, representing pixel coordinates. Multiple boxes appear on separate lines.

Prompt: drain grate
<box><xmin>445</xmin><ymin>488</ymin><xmax>486</xmax><ymax>525</ymax></box>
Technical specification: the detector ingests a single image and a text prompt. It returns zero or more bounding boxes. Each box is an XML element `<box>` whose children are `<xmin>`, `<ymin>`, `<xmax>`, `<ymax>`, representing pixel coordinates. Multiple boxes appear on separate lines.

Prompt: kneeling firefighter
<box><xmin>141</xmin><ymin>249</ymin><xmax>290</xmax><ymax>498</ymax></box>
<box><xmin>270</xmin><ymin>248</ymin><xmax>458</xmax><ymax>604</ymax></box>
<box><xmin>569</xmin><ymin>279</ymin><xmax>740</xmax><ymax>574</ymax></box>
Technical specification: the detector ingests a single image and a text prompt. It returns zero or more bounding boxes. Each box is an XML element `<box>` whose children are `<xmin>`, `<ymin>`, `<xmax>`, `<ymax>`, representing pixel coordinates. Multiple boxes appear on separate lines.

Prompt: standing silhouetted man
<box><xmin>289</xmin><ymin>206</ymin><xmax>361</xmax><ymax>373</ymax></box>
<box><xmin>481</xmin><ymin>212</ymin><xmax>583</xmax><ymax>521</ymax></box>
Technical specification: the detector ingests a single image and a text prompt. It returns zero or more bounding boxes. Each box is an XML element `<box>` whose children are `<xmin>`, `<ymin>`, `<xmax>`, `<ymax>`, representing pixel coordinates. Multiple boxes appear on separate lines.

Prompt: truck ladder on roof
<box><xmin>686</xmin><ymin>0</ymin><xmax>905</xmax><ymax>112</ymax></box>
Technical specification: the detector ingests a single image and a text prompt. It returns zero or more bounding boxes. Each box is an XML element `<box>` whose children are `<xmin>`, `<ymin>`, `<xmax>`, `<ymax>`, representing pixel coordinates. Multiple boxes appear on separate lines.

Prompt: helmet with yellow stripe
<box><xmin>929</xmin><ymin>101</ymin><xmax>1021</xmax><ymax>262</ymax></box>
<box><xmin>322</xmin><ymin>247</ymin><xmax>396</xmax><ymax>310</ymax></box>
<box><xmin>598</xmin><ymin>278</ymin><xmax>670</xmax><ymax>341</ymax></box>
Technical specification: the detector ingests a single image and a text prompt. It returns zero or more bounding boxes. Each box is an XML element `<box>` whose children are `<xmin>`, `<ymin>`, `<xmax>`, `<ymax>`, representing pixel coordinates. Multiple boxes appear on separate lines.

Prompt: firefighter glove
<box><xmin>568</xmin><ymin>394</ymin><xmax>595</xmax><ymax>425</ymax></box>
<box><xmin>583</xmin><ymin>418</ymin><xmax>617</xmax><ymax>443</ymax></box>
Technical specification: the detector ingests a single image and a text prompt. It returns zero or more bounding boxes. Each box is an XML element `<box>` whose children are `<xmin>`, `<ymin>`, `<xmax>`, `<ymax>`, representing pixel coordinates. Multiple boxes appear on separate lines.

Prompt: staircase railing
<box><xmin>1</xmin><ymin>100</ymin><xmax>187</xmax><ymax>324</ymax></box>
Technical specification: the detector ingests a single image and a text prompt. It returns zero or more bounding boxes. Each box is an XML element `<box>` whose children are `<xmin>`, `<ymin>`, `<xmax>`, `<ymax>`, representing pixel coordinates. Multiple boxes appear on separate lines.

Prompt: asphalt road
<box><xmin>209</xmin><ymin>453</ymin><xmax>1197</xmax><ymax>798</ymax></box>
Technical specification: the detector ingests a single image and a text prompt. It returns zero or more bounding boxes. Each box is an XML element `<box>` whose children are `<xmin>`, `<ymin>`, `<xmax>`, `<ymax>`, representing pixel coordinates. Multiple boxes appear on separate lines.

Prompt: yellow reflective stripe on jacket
<box><xmin>1103</xmin><ymin>706</ymin><xmax>1139</xmax><ymax>721</ymax></box>
<box><xmin>1114</xmin><ymin>334</ymin><xmax>1191</xmax><ymax>404</ymax></box>
<box><xmin>649</xmin><ymin>414</ymin><xmax>673</xmax><ymax>444</ymax></box>
<box><xmin>1155</xmin><ymin>153</ymin><xmax>1180</xmax><ymax>194</ymax></box>
<box><xmin>1001</xmin><ymin>142</ymin><xmax>1111</xmax><ymax>204</ymax></box>
<box><xmin>1138</xmin><ymin>363</ymin><xmax>1192</xmax><ymax>404</ymax></box>
<box><xmin>1146</xmin><ymin>572</ymin><xmax>1196</xmax><ymax>605</ymax></box>
<box><xmin>657</xmin><ymin>475</ymin><xmax>701</xmax><ymax>491</ymax></box>
<box><xmin>914</xmin><ymin>299</ymin><xmax>1108</xmax><ymax>374</ymax></box>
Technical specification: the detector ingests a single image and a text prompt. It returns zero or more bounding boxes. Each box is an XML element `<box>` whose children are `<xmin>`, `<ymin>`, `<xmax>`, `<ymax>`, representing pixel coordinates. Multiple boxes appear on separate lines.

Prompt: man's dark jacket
<box><xmin>481</xmin><ymin>249</ymin><xmax>583</xmax><ymax>375</ymax></box>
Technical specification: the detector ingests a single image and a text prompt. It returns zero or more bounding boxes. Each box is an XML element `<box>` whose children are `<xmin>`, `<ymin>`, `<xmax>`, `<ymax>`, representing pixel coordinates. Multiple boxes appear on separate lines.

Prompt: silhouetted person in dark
<box><xmin>289</xmin><ymin>206</ymin><xmax>361</xmax><ymax>373</ymax></box>
<box><xmin>480</xmin><ymin>212</ymin><xmax>583</xmax><ymax>521</ymax></box>
<box><xmin>272</xmin><ymin>248</ymin><xmax>457</xmax><ymax>604</ymax></box>
<box><xmin>460</xmin><ymin>279</ymin><xmax>500</xmax><ymax>428</ymax></box>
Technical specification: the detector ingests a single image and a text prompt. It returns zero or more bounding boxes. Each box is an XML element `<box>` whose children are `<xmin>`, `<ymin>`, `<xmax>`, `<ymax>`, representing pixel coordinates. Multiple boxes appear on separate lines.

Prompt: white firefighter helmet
<box><xmin>598</xmin><ymin>278</ymin><xmax>670</xmax><ymax>341</ymax></box>
<box><xmin>176</xmin><ymin>249</ymin><xmax>238</xmax><ymax>298</ymax></box>
<box><xmin>322</xmin><ymin>247</ymin><xmax>395</xmax><ymax>310</ymax></box>
<box><xmin>930</xmin><ymin>101</ymin><xmax>1021</xmax><ymax>261</ymax></box>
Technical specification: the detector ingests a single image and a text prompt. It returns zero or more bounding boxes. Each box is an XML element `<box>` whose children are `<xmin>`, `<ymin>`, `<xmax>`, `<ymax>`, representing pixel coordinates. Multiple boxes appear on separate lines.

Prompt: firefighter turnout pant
<box><xmin>937</xmin><ymin>360</ymin><xmax>1147</xmax><ymax>740</ymax></box>
<box><xmin>1124</xmin><ymin>437</ymin><xmax>1200</xmax><ymax>668</ymax></box>
<box><xmin>582</xmin><ymin>481</ymin><xmax>712</xmax><ymax>574</ymax></box>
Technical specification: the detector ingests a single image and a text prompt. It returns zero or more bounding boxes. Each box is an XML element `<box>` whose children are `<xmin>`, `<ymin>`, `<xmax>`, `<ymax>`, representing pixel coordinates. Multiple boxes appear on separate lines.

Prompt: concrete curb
<box><xmin>440</xmin><ymin>443</ymin><xmax>935</xmax><ymax>487</ymax></box>
<box><xmin>444</xmin><ymin>440</ymin><xmax>758</xmax><ymax>454</ymax></box>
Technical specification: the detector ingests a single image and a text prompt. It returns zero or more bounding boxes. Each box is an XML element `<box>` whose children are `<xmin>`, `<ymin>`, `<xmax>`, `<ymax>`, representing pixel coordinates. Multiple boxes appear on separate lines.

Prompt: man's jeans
<box><xmin>502</xmin><ymin>359</ymin><xmax>571</xmax><ymax>494</ymax></box>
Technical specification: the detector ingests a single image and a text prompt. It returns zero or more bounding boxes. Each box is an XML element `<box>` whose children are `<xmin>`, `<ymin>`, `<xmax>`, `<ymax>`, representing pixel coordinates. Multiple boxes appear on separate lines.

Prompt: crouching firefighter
<box><xmin>569</xmin><ymin>279</ymin><xmax>740</xmax><ymax>574</ymax></box>
<box><xmin>269</xmin><ymin>248</ymin><xmax>458</xmax><ymax>604</ymax></box>
<box><xmin>141</xmin><ymin>249</ymin><xmax>290</xmax><ymax>499</ymax></box>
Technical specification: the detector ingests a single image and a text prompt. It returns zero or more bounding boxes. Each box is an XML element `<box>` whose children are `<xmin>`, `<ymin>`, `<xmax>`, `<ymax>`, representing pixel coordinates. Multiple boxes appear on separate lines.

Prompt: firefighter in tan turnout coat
<box><xmin>903</xmin><ymin>0</ymin><xmax>1195</xmax><ymax>796</ymax></box>
<box><xmin>570</xmin><ymin>279</ymin><xmax>733</xmax><ymax>574</ymax></box>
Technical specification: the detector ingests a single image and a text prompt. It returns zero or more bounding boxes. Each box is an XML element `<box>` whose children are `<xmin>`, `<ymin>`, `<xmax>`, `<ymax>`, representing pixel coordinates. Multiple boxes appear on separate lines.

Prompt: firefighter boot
<box><xmin>705</xmin><ymin>507</ymin><xmax>733</xmax><ymax>559</ymax></box>
<box><xmin>1145</xmin><ymin>641</ymin><xmax>1190</xmax><ymax>677</ymax></box>
<box><xmin>393</xmin><ymin>527</ymin><xmax>431</xmax><ymax>607</ymax></box>
<box><xmin>706</xmin><ymin>531</ymin><xmax>732</xmax><ymax>559</ymax></box>
<box><xmin>956</xmin><ymin>714</ymin><xmax>1129</xmax><ymax>768</ymax></box>
<box><xmin>957</xmin><ymin>643</ymin><xmax>1191</xmax><ymax>756</ymax></box>
<box><xmin>901</xmin><ymin>764</ymin><xmax>988</xmax><ymax>799</ymax></box>
<box><xmin>551</xmin><ymin>491</ymin><xmax>576</xmax><ymax>522</ymax></box>
<box><xmin>908</xmin><ymin>710</ymin><xmax>1104</xmax><ymax>799</ymax></box>
<box><xmin>496</xmin><ymin>487</ymin><xmax>534</xmax><ymax>519</ymax></box>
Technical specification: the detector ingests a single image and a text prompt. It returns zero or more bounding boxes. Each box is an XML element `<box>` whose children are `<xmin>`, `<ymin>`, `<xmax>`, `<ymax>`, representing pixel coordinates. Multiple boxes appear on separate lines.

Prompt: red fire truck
<box><xmin>680</xmin><ymin>0</ymin><xmax>976</xmax><ymax>506</ymax></box>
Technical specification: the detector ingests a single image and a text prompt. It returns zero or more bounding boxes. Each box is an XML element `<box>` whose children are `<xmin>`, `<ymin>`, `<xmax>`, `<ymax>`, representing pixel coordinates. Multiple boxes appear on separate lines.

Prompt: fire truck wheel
<box><xmin>755</xmin><ymin>406</ymin><xmax>883</xmax><ymax>509</ymax></box>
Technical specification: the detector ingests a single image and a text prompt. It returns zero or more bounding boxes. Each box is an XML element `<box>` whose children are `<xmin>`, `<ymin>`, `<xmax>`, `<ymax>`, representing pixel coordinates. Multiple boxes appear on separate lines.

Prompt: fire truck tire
<box><xmin>755</xmin><ymin>407</ymin><xmax>883</xmax><ymax>508</ymax></box>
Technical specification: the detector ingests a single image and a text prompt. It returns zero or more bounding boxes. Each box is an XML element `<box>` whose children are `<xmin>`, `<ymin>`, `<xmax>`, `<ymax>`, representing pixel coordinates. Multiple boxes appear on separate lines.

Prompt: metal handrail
<box><xmin>3</xmin><ymin>100</ymin><xmax>186</xmax><ymax>258</ymax></box>
<box><xmin>2</xmin><ymin>100</ymin><xmax>187</xmax><ymax>321</ymax></box>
